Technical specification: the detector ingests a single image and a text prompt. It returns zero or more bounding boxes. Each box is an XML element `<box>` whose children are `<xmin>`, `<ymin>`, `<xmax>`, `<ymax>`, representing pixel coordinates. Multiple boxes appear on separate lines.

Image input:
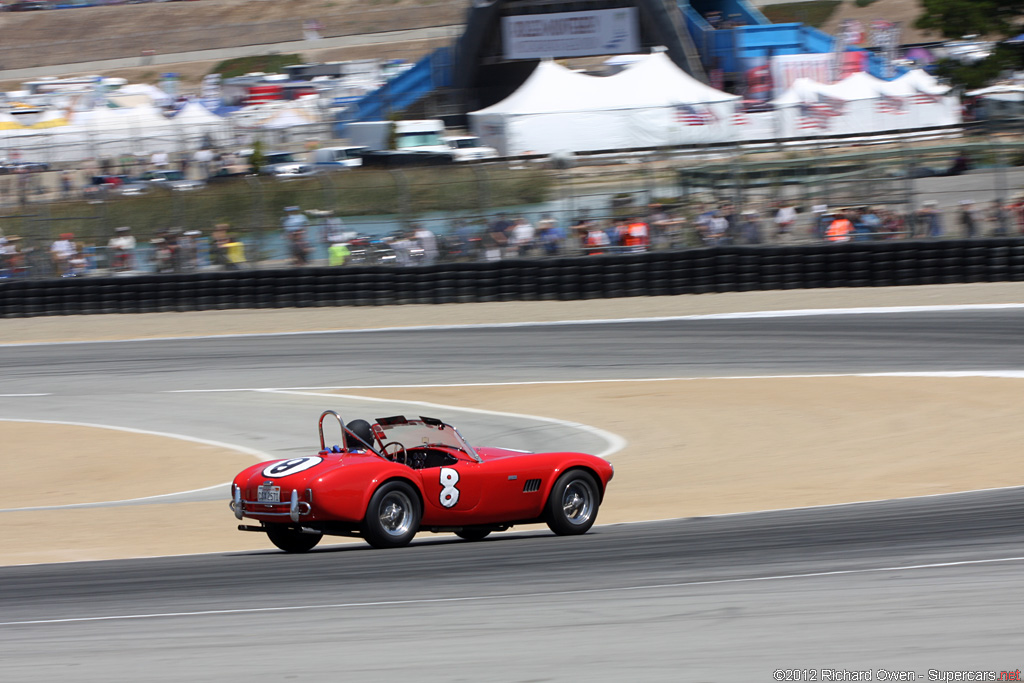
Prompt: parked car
<box><xmin>443</xmin><ymin>135</ymin><xmax>498</xmax><ymax>162</ymax></box>
<box><xmin>117</xmin><ymin>170</ymin><xmax>205</xmax><ymax>195</ymax></box>
<box><xmin>0</xmin><ymin>159</ymin><xmax>50</xmax><ymax>174</ymax></box>
<box><xmin>230</xmin><ymin>410</ymin><xmax>614</xmax><ymax>551</ymax></box>
<box><xmin>206</xmin><ymin>164</ymin><xmax>252</xmax><ymax>183</ymax></box>
<box><xmin>312</xmin><ymin>146</ymin><xmax>366</xmax><ymax>169</ymax></box>
<box><xmin>238</xmin><ymin>149</ymin><xmax>317</xmax><ymax>177</ymax></box>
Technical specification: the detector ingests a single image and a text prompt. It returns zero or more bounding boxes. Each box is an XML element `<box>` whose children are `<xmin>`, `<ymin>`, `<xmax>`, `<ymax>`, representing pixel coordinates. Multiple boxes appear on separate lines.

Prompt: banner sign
<box><xmin>502</xmin><ymin>8</ymin><xmax>639</xmax><ymax>60</ymax></box>
<box><xmin>770</xmin><ymin>54</ymin><xmax>834</xmax><ymax>96</ymax></box>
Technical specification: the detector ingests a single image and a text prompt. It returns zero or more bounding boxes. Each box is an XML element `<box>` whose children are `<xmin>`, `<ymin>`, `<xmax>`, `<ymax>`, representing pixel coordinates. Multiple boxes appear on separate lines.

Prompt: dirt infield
<box><xmin>2</xmin><ymin>283</ymin><xmax>1023</xmax><ymax>566</ymax></box>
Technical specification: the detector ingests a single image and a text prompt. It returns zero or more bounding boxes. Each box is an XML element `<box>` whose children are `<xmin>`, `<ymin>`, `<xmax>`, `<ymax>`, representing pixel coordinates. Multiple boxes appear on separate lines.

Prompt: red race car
<box><xmin>230</xmin><ymin>410</ymin><xmax>614</xmax><ymax>552</ymax></box>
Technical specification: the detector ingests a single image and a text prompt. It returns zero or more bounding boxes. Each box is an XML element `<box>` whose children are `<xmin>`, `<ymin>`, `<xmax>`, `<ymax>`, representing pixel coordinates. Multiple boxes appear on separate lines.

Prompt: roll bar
<box><xmin>318</xmin><ymin>410</ymin><xmax>385</xmax><ymax>457</ymax></box>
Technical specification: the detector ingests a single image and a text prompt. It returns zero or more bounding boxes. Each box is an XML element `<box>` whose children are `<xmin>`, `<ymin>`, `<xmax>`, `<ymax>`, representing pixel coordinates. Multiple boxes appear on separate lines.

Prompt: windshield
<box><xmin>374</xmin><ymin>417</ymin><xmax>479</xmax><ymax>462</ymax></box>
<box><xmin>396</xmin><ymin>132</ymin><xmax>442</xmax><ymax>149</ymax></box>
<box><xmin>454</xmin><ymin>138</ymin><xmax>480</xmax><ymax>149</ymax></box>
<box><xmin>267</xmin><ymin>153</ymin><xmax>296</xmax><ymax>164</ymax></box>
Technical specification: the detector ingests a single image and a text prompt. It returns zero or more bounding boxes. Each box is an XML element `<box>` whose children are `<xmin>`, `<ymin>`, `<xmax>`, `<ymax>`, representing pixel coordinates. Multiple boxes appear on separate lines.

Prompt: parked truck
<box><xmin>344</xmin><ymin>119</ymin><xmax>455</xmax><ymax>167</ymax></box>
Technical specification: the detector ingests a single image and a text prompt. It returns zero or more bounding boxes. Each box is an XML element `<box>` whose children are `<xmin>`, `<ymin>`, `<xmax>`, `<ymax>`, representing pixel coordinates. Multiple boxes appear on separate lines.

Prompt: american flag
<box><xmin>816</xmin><ymin>94</ymin><xmax>846</xmax><ymax>117</ymax></box>
<box><xmin>675</xmin><ymin>104</ymin><xmax>716</xmax><ymax>126</ymax></box>
<box><xmin>731</xmin><ymin>108</ymin><xmax>751</xmax><ymax>126</ymax></box>
<box><xmin>876</xmin><ymin>94</ymin><xmax>906</xmax><ymax>115</ymax></box>
<box><xmin>797</xmin><ymin>101</ymin><xmax>832</xmax><ymax>130</ymax></box>
<box><xmin>912</xmin><ymin>88</ymin><xmax>941</xmax><ymax>105</ymax></box>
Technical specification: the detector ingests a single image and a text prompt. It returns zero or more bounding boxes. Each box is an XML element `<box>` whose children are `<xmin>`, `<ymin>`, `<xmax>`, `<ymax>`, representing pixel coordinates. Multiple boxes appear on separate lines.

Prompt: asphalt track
<box><xmin>1</xmin><ymin>309</ymin><xmax>1023</xmax><ymax>681</ymax></box>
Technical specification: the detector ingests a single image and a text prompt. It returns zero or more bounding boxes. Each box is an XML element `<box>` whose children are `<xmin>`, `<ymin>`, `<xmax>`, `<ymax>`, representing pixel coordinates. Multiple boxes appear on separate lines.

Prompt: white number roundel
<box><xmin>261</xmin><ymin>457</ymin><xmax>322</xmax><ymax>478</ymax></box>
<box><xmin>439</xmin><ymin>467</ymin><xmax>460</xmax><ymax>508</ymax></box>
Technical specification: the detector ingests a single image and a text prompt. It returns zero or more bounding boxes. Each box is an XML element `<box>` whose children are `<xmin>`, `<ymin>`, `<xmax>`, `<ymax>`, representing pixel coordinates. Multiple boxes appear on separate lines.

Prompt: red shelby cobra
<box><xmin>230</xmin><ymin>410</ymin><xmax>614</xmax><ymax>552</ymax></box>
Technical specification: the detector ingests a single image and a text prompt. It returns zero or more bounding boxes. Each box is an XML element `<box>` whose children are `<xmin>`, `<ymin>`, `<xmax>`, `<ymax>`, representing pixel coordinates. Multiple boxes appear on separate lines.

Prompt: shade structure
<box><xmin>469</xmin><ymin>52</ymin><xmax>740</xmax><ymax>156</ymax></box>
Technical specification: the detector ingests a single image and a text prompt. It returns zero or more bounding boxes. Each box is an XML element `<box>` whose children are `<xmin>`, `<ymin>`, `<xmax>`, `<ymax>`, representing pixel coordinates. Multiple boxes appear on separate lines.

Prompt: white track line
<box><xmin>3</xmin><ymin>303</ymin><xmax>1022</xmax><ymax>348</ymax></box>
<box><xmin>3</xmin><ymin>554</ymin><xmax>1022</xmax><ymax>627</ymax></box>
<box><xmin>0</xmin><ymin>418</ymin><xmax>273</xmax><ymax>512</ymax></box>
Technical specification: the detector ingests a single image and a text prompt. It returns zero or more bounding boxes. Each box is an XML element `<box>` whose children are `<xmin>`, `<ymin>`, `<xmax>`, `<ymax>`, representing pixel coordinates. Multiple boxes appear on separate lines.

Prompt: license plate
<box><xmin>257</xmin><ymin>485</ymin><xmax>280</xmax><ymax>503</ymax></box>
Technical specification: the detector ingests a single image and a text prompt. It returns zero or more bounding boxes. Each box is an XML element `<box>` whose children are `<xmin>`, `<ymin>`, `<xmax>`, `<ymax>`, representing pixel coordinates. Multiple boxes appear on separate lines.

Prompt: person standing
<box><xmin>51</xmin><ymin>232</ymin><xmax>75</xmax><ymax>276</ymax></box>
<box><xmin>706</xmin><ymin>210</ymin><xmax>730</xmax><ymax>245</ymax></box>
<box><xmin>282</xmin><ymin>206</ymin><xmax>310</xmax><ymax>266</ymax></box>
<box><xmin>510</xmin><ymin>216</ymin><xmax>535</xmax><ymax>257</ymax></box>
<box><xmin>959</xmin><ymin>200</ymin><xmax>978</xmax><ymax>238</ymax></box>
<box><xmin>624</xmin><ymin>217</ymin><xmax>649</xmax><ymax>252</ymax></box>
<box><xmin>918</xmin><ymin>201</ymin><xmax>943</xmax><ymax>238</ymax></box>
<box><xmin>107</xmin><ymin>226</ymin><xmax>136</xmax><ymax>272</ymax></box>
<box><xmin>825</xmin><ymin>210</ymin><xmax>854</xmax><ymax>243</ymax></box>
<box><xmin>738</xmin><ymin>210</ymin><xmax>762</xmax><ymax>244</ymax></box>
<box><xmin>328</xmin><ymin>237</ymin><xmax>351</xmax><ymax>266</ymax></box>
<box><xmin>413</xmin><ymin>223</ymin><xmax>439</xmax><ymax>265</ymax></box>
<box><xmin>774</xmin><ymin>202</ymin><xmax>797</xmax><ymax>241</ymax></box>
<box><xmin>537</xmin><ymin>214</ymin><xmax>562</xmax><ymax>256</ymax></box>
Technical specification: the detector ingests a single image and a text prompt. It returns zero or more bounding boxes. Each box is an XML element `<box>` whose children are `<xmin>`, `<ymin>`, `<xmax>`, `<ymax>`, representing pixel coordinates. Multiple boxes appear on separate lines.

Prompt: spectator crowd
<box><xmin>5</xmin><ymin>193</ymin><xmax>1024</xmax><ymax>280</ymax></box>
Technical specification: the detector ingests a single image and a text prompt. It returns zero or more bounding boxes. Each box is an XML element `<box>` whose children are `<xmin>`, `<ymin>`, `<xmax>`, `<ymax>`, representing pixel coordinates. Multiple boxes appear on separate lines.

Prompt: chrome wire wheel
<box><xmin>378</xmin><ymin>490</ymin><xmax>414</xmax><ymax>536</ymax></box>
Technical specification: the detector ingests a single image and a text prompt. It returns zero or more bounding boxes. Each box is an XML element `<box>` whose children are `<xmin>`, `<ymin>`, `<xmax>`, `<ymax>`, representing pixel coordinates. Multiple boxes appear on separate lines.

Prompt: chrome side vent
<box><xmin>523</xmin><ymin>478</ymin><xmax>541</xmax><ymax>493</ymax></box>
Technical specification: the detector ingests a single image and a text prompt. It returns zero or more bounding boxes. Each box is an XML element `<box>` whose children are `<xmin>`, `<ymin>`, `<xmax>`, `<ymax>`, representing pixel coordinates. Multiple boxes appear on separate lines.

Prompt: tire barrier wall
<box><xmin>3</xmin><ymin>239</ymin><xmax>1024</xmax><ymax>318</ymax></box>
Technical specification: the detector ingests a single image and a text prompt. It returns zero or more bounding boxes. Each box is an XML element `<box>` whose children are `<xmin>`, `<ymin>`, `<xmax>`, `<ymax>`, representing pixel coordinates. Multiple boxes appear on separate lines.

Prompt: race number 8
<box><xmin>261</xmin><ymin>457</ymin><xmax>322</xmax><ymax>478</ymax></box>
<box><xmin>439</xmin><ymin>467</ymin><xmax>460</xmax><ymax>508</ymax></box>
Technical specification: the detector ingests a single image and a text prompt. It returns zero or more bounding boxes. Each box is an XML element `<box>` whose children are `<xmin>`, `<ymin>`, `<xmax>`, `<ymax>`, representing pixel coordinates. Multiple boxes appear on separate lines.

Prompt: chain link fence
<box><xmin>4</xmin><ymin>128</ymin><xmax>1024</xmax><ymax>279</ymax></box>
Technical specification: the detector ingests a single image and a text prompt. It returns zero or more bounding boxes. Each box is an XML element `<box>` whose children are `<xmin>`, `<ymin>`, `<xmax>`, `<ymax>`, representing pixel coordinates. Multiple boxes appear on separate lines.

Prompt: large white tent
<box><xmin>469</xmin><ymin>52</ymin><xmax>740</xmax><ymax>155</ymax></box>
<box><xmin>768</xmin><ymin>69</ymin><xmax>959</xmax><ymax>139</ymax></box>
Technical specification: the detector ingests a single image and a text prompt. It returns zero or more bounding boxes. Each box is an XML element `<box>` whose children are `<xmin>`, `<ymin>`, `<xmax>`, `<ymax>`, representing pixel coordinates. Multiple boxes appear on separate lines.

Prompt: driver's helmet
<box><xmin>345</xmin><ymin>419</ymin><xmax>375</xmax><ymax>450</ymax></box>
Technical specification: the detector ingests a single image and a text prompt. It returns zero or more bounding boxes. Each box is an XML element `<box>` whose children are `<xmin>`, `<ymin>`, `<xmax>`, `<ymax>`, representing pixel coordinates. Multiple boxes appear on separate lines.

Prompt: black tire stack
<box><xmin>2</xmin><ymin>238</ymin><xmax>1023</xmax><ymax>318</ymax></box>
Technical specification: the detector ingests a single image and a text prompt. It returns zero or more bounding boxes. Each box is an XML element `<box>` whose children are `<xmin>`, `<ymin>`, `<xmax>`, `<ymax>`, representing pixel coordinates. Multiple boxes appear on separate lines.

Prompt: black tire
<box><xmin>265</xmin><ymin>523</ymin><xmax>323</xmax><ymax>553</ymax></box>
<box><xmin>455</xmin><ymin>527</ymin><xmax>492</xmax><ymax>541</ymax></box>
<box><xmin>363</xmin><ymin>481</ymin><xmax>421</xmax><ymax>549</ymax></box>
<box><xmin>545</xmin><ymin>470</ymin><xmax>600</xmax><ymax>536</ymax></box>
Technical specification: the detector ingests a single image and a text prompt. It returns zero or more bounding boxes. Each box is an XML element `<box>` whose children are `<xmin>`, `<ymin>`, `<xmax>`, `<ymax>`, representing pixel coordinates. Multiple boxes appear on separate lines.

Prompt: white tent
<box><xmin>770</xmin><ymin>70</ymin><xmax>959</xmax><ymax>139</ymax></box>
<box><xmin>71</xmin><ymin>104</ymin><xmax>170</xmax><ymax>131</ymax></box>
<box><xmin>172</xmin><ymin>101</ymin><xmax>226</xmax><ymax>132</ymax></box>
<box><xmin>115</xmin><ymin>83</ymin><xmax>172</xmax><ymax>107</ymax></box>
<box><xmin>469</xmin><ymin>52</ymin><xmax>740</xmax><ymax>155</ymax></box>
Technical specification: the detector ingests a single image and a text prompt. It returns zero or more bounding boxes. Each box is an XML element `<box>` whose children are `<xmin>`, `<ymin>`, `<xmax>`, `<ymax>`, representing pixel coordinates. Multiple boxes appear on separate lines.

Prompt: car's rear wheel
<box><xmin>545</xmin><ymin>470</ymin><xmax>600</xmax><ymax>536</ymax></box>
<box><xmin>455</xmin><ymin>527</ymin><xmax>491</xmax><ymax>541</ymax></box>
<box><xmin>265</xmin><ymin>523</ymin><xmax>323</xmax><ymax>553</ymax></box>
<box><xmin>363</xmin><ymin>481</ymin><xmax>420</xmax><ymax>549</ymax></box>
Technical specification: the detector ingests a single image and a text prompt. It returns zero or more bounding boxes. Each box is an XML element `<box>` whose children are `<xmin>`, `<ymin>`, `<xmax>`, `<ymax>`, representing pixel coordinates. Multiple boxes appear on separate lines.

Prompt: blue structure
<box><xmin>333</xmin><ymin>48</ymin><xmax>453</xmax><ymax>137</ymax></box>
<box><xmin>681</xmin><ymin>0</ymin><xmax>893</xmax><ymax>80</ymax></box>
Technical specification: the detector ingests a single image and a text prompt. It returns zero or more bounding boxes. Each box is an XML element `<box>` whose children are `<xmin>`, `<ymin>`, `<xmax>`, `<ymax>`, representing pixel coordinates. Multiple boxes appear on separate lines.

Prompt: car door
<box><xmin>417</xmin><ymin>455</ymin><xmax>506</xmax><ymax>525</ymax></box>
<box><xmin>418</xmin><ymin>454</ymin><xmax>545</xmax><ymax>525</ymax></box>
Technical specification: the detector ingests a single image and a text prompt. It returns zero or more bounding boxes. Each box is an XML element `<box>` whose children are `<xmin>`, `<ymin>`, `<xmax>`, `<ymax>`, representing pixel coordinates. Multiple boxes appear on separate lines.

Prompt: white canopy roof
<box><xmin>173</xmin><ymin>101</ymin><xmax>224</xmax><ymax>123</ymax></box>
<box><xmin>474</xmin><ymin>52</ymin><xmax>738</xmax><ymax>117</ymax></box>
<box><xmin>115</xmin><ymin>83</ymin><xmax>172</xmax><ymax>107</ymax></box>
<box><xmin>71</xmin><ymin>104</ymin><xmax>170</xmax><ymax>129</ymax></box>
<box><xmin>773</xmin><ymin>70</ymin><xmax>943</xmax><ymax>105</ymax></box>
<box><xmin>893</xmin><ymin>69</ymin><xmax>950</xmax><ymax>96</ymax></box>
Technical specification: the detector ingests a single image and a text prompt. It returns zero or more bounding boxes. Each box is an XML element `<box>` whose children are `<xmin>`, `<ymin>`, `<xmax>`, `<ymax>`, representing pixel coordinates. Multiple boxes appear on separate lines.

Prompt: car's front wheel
<box><xmin>545</xmin><ymin>470</ymin><xmax>600</xmax><ymax>536</ymax></box>
<box><xmin>363</xmin><ymin>481</ymin><xmax>421</xmax><ymax>549</ymax></box>
<box><xmin>265</xmin><ymin>523</ymin><xmax>323</xmax><ymax>553</ymax></box>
